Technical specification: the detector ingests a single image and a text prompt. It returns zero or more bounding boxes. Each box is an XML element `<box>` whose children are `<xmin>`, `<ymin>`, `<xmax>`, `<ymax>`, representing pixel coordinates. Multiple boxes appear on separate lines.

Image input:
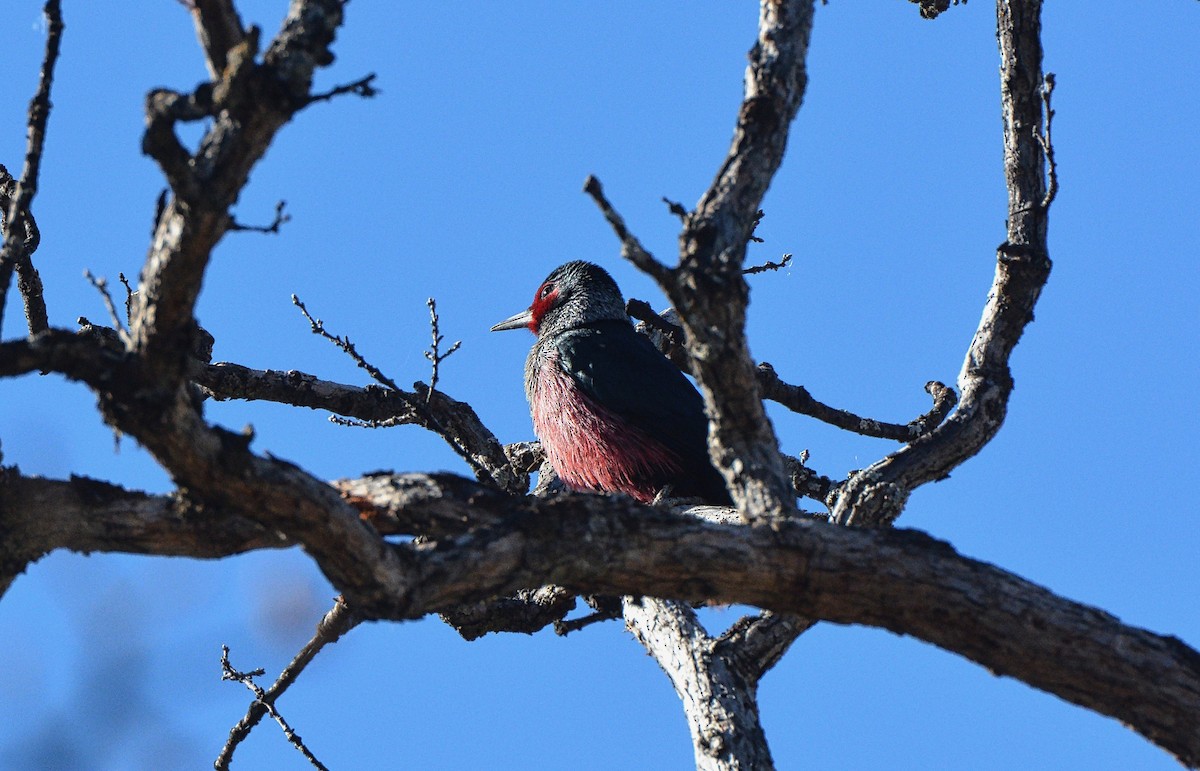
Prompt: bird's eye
<box><xmin>539</xmin><ymin>283</ymin><xmax>555</xmax><ymax>299</ymax></box>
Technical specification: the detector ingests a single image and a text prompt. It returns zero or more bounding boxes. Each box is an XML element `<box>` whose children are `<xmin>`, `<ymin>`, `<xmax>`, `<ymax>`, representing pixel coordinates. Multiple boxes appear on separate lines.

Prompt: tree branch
<box><xmin>591</xmin><ymin>0</ymin><xmax>818</xmax><ymax>523</ymax></box>
<box><xmin>0</xmin><ymin>0</ymin><xmax>62</xmax><ymax>338</ymax></box>
<box><xmin>196</xmin><ymin>361</ymin><xmax>526</xmax><ymax>496</ymax></box>
<box><xmin>625</xmin><ymin>598</ymin><xmax>777</xmax><ymax>770</ymax></box>
<box><xmin>5</xmin><ymin>459</ymin><xmax>1194</xmax><ymax>765</ymax></box>
<box><xmin>715</xmin><ymin>612</ymin><xmax>815</xmax><ymax>685</ymax></box>
<box><xmin>627</xmin><ymin>302</ymin><xmax>956</xmax><ymax>446</ymax></box>
<box><xmin>0</xmin><ymin>468</ymin><xmax>290</xmax><ymax>599</ymax></box>
<box><xmin>830</xmin><ymin>0</ymin><xmax>1053</xmax><ymax>527</ymax></box>
<box><xmin>758</xmin><ymin>363</ymin><xmax>957</xmax><ymax>441</ymax></box>
<box><xmin>132</xmin><ymin>0</ymin><xmax>348</xmax><ymax>379</ymax></box>
<box><xmin>219</xmin><ymin>644</ymin><xmax>331</xmax><ymax>770</ymax></box>
<box><xmin>216</xmin><ymin>599</ymin><xmax>359</xmax><ymax>770</ymax></box>
<box><xmin>186</xmin><ymin>0</ymin><xmax>246</xmax><ymax>80</ymax></box>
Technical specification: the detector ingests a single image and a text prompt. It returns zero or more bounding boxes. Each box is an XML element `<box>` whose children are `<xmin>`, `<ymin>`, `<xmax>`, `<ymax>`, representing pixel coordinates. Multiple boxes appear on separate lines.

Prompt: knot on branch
<box><xmin>832</xmin><ymin>472</ymin><xmax>910</xmax><ymax>528</ymax></box>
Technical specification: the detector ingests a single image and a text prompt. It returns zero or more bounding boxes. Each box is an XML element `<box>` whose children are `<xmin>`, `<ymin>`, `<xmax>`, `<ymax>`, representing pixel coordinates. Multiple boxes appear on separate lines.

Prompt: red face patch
<box><xmin>528</xmin><ymin>281</ymin><xmax>559</xmax><ymax>333</ymax></box>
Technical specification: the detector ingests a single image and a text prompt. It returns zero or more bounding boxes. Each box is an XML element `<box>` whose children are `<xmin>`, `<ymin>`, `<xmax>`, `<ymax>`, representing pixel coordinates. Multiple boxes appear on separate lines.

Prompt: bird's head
<box><xmin>491</xmin><ymin>261</ymin><xmax>627</xmax><ymax>338</ymax></box>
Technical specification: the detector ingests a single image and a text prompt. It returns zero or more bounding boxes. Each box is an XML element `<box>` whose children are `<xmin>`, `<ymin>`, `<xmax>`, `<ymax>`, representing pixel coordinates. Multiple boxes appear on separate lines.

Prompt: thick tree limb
<box><xmin>3</xmin><ymin>462</ymin><xmax>1196</xmax><ymax>765</ymax></box>
<box><xmin>590</xmin><ymin>1</ymin><xmax>817</xmax><ymax>522</ymax></box>
<box><xmin>133</xmin><ymin>0</ymin><xmax>350</xmax><ymax>377</ymax></box>
<box><xmin>326</xmin><ymin>474</ymin><xmax>1200</xmax><ymax>769</ymax></box>
<box><xmin>670</xmin><ymin>0</ymin><xmax>817</xmax><ymax>520</ymax></box>
<box><xmin>187</xmin><ymin>0</ymin><xmax>247</xmax><ymax>79</ymax></box>
<box><xmin>625</xmin><ymin>599</ymin><xmax>777</xmax><ymax>770</ymax></box>
<box><xmin>0</xmin><ymin>468</ymin><xmax>290</xmax><ymax>598</ymax></box>
<box><xmin>625</xmin><ymin>500</ymin><xmax>812</xmax><ymax>771</ymax></box>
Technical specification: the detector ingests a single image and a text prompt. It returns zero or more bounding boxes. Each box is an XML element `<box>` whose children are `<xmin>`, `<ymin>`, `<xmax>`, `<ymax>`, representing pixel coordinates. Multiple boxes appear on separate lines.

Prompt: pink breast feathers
<box><xmin>531</xmin><ymin>354</ymin><xmax>681</xmax><ymax>503</ymax></box>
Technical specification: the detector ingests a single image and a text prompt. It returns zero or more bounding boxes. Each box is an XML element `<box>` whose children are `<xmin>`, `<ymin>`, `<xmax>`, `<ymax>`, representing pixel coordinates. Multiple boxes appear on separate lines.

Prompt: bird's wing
<box><xmin>556</xmin><ymin>322</ymin><xmax>712</xmax><ymax>468</ymax></box>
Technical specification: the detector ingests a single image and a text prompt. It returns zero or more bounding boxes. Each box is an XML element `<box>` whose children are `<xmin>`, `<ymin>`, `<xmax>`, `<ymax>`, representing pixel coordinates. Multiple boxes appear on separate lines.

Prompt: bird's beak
<box><xmin>490</xmin><ymin>308</ymin><xmax>533</xmax><ymax>332</ymax></box>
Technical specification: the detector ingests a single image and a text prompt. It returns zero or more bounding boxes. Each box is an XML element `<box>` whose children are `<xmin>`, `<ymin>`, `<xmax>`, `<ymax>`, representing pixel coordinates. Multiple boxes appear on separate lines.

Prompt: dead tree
<box><xmin>1</xmin><ymin>1</ymin><xmax>1197</xmax><ymax>769</ymax></box>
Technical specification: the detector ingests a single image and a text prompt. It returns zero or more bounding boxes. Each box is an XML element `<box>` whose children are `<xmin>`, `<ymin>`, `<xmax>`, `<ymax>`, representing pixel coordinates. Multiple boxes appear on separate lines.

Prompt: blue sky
<box><xmin>1</xmin><ymin>2</ymin><xmax>1197</xmax><ymax>768</ymax></box>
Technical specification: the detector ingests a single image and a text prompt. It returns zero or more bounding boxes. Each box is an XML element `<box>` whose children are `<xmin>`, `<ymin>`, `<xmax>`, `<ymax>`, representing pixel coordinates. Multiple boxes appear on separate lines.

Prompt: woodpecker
<box><xmin>491</xmin><ymin>261</ymin><xmax>731</xmax><ymax>505</ymax></box>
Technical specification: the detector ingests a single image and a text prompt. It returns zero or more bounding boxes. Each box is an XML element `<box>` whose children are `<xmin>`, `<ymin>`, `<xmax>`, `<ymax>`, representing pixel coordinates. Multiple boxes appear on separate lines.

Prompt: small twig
<box><xmin>554</xmin><ymin>606</ymin><xmax>623</xmax><ymax>636</ymax></box>
<box><xmin>747</xmin><ymin>208</ymin><xmax>766</xmax><ymax>243</ymax></box>
<box><xmin>293</xmin><ymin>294</ymin><xmax>403</xmax><ymax>391</ymax></box>
<box><xmin>583</xmin><ymin>175</ymin><xmax>672</xmax><ymax>284</ymax></box>
<box><xmin>118</xmin><ymin>273</ymin><xmax>135</xmax><ymax>326</ymax></box>
<box><xmin>229</xmin><ymin>200</ymin><xmax>291</xmax><ymax>234</ymax></box>
<box><xmin>83</xmin><ymin>270</ymin><xmax>128</xmax><ymax>336</ymax></box>
<box><xmin>661</xmin><ymin>196</ymin><xmax>688</xmax><ymax>221</ymax></box>
<box><xmin>283</xmin><ymin>297</ymin><xmax>522</xmax><ymax>491</ymax></box>
<box><xmin>423</xmin><ymin>297</ymin><xmax>461</xmax><ymax>403</ymax></box>
<box><xmin>1038</xmin><ymin>72</ymin><xmax>1058</xmax><ymax>210</ymax></box>
<box><xmin>329</xmin><ymin>414</ymin><xmax>404</xmax><ymax>429</ymax></box>
<box><xmin>743</xmin><ymin>253</ymin><xmax>792</xmax><ymax>275</ymax></box>
<box><xmin>306</xmin><ymin>73</ymin><xmax>379</xmax><ymax>106</ymax></box>
<box><xmin>554</xmin><ymin>595</ymin><xmax>624</xmax><ymax>636</ymax></box>
<box><xmin>216</xmin><ymin>600</ymin><xmax>360</xmax><ymax>770</ymax></box>
<box><xmin>218</xmin><ymin>645</ymin><xmax>331</xmax><ymax>771</ymax></box>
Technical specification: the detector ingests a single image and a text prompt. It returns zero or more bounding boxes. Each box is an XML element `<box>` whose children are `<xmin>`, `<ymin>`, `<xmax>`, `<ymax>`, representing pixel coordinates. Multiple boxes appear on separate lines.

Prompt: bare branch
<box><xmin>219</xmin><ymin>645</ymin><xmax>330</xmax><ymax>771</ymax></box>
<box><xmin>305</xmin><ymin>73</ymin><xmax>380</xmax><ymax>106</ymax></box>
<box><xmin>625</xmin><ymin>598</ymin><xmax>777</xmax><ymax>769</ymax></box>
<box><xmin>83</xmin><ymin>270</ymin><xmax>128</xmax><ymax>338</ymax></box>
<box><xmin>582</xmin><ymin>175</ymin><xmax>671</xmax><ymax>283</ymax></box>
<box><xmin>759</xmin><ymin>363</ymin><xmax>957</xmax><ymax>441</ymax></box>
<box><xmin>229</xmin><ymin>200</ymin><xmax>291</xmax><ymax>234</ymax></box>
<box><xmin>118</xmin><ymin>272</ymin><xmax>136</xmax><ymax>326</ymax></box>
<box><xmin>133</xmin><ymin>1</ymin><xmax>350</xmax><ymax>376</ymax></box>
<box><xmin>293</xmin><ymin>293</ymin><xmax>403</xmax><ymax>391</ymax></box>
<box><xmin>662</xmin><ymin>196</ymin><xmax>688</xmax><ymax>221</ymax></box>
<box><xmin>830</xmin><ymin>0</ymin><xmax>1053</xmax><ymax>527</ymax></box>
<box><xmin>0</xmin><ymin>469</ymin><xmax>290</xmax><ymax>599</ymax></box>
<box><xmin>215</xmin><ymin>599</ymin><xmax>359</xmax><ymax>770</ymax></box>
<box><xmin>626</xmin><ymin>298</ymin><xmax>687</xmax><ymax>367</ymax></box>
<box><xmin>781</xmin><ymin>453</ymin><xmax>837</xmax><ymax>506</ymax></box>
<box><xmin>0</xmin><ymin>0</ymin><xmax>63</xmax><ymax>337</ymax></box>
<box><xmin>625</xmin><ymin>303</ymin><xmax>956</xmax><ymax>446</ymax></box>
<box><xmin>553</xmin><ymin>601</ymin><xmax>620</xmax><ymax>636</ymax></box>
<box><xmin>716</xmin><ymin>612</ymin><xmax>815</xmax><ymax>684</ymax></box>
<box><xmin>742</xmin><ymin>253</ymin><xmax>791</xmax><ymax>275</ymax></box>
<box><xmin>1038</xmin><ymin>72</ymin><xmax>1058</xmax><ymax>209</ymax></box>
<box><xmin>196</xmin><ymin>360</ymin><xmax>527</xmax><ymax>495</ymax></box>
<box><xmin>609</xmin><ymin>0</ymin><xmax>818</xmax><ymax>523</ymax></box>
<box><xmin>423</xmin><ymin>297</ymin><xmax>461</xmax><ymax>402</ymax></box>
